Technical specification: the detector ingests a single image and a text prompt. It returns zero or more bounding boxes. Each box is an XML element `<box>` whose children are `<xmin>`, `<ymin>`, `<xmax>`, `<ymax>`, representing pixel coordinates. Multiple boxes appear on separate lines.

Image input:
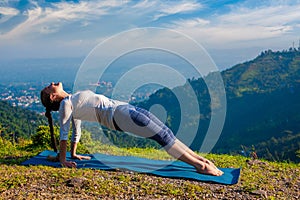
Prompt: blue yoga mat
<box><xmin>22</xmin><ymin>150</ymin><xmax>240</xmax><ymax>185</ymax></box>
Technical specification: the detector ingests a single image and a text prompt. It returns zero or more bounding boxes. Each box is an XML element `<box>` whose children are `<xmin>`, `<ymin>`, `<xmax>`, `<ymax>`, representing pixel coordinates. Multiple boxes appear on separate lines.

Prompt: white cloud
<box><xmin>159</xmin><ymin>1</ymin><xmax>202</xmax><ymax>15</ymax></box>
<box><xmin>132</xmin><ymin>0</ymin><xmax>156</xmax><ymax>9</ymax></box>
<box><xmin>0</xmin><ymin>6</ymin><xmax>19</xmax><ymax>23</ymax></box>
<box><xmin>0</xmin><ymin>0</ymin><xmax>204</xmax><ymax>40</ymax></box>
<box><xmin>0</xmin><ymin>7</ymin><xmax>19</xmax><ymax>15</ymax></box>
<box><xmin>0</xmin><ymin>0</ymin><xmax>127</xmax><ymax>39</ymax></box>
<box><xmin>44</xmin><ymin>1</ymin><xmax>108</xmax><ymax>21</ymax></box>
<box><xmin>220</xmin><ymin>5</ymin><xmax>300</xmax><ymax>27</ymax></box>
<box><xmin>168</xmin><ymin>4</ymin><xmax>300</xmax><ymax>47</ymax></box>
<box><xmin>154</xmin><ymin>0</ymin><xmax>203</xmax><ymax>20</ymax></box>
<box><xmin>171</xmin><ymin>18</ymin><xmax>210</xmax><ymax>28</ymax></box>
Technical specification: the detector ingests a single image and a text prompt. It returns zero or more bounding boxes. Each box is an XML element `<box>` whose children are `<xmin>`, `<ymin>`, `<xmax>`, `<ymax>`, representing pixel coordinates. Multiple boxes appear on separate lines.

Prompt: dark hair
<box><xmin>40</xmin><ymin>89</ymin><xmax>61</xmax><ymax>152</ymax></box>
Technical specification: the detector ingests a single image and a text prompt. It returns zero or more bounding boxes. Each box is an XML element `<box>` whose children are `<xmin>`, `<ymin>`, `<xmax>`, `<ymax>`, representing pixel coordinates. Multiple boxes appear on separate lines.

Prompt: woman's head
<box><xmin>40</xmin><ymin>82</ymin><xmax>63</xmax><ymax>112</ymax></box>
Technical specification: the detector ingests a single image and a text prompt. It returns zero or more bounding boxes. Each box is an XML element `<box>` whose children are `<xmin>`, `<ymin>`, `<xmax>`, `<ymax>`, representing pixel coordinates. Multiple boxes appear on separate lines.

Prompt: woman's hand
<box><xmin>61</xmin><ymin>160</ymin><xmax>77</xmax><ymax>168</ymax></box>
<box><xmin>71</xmin><ymin>154</ymin><xmax>91</xmax><ymax>160</ymax></box>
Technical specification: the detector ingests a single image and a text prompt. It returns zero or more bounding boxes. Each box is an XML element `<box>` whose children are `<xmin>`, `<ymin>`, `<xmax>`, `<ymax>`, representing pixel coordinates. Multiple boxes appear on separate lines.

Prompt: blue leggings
<box><xmin>113</xmin><ymin>105</ymin><xmax>176</xmax><ymax>149</ymax></box>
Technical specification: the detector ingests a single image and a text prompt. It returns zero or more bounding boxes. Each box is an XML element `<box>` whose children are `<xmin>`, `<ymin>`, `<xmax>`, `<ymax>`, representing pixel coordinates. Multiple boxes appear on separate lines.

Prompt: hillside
<box><xmin>223</xmin><ymin>49</ymin><xmax>300</xmax><ymax>96</ymax></box>
<box><xmin>135</xmin><ymin>49</ymin><xmax>300</xmax><ymax>162</ymax></box>
<box><xmin>0</xmin><ymin>100</ymin><xmax>45</xmax><ymax>140</ymax></box>
<box><xmin>0</xmin><ymin>138</ymin><xmax>299</xmax><ymax>199</ymax></box>
<box><xmin>216</xmin><ymin>49</ymin><xmax>300</xmax><ymax>161</ymax></box>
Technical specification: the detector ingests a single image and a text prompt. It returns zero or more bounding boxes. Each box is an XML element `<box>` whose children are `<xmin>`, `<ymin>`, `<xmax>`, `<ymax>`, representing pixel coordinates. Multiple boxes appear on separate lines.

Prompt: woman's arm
<box><xmin>70</xmin><ymin>118</ymin><xmax>91</xmax><ymax>160</ymax></box>
<box><xmin>59</xmin><ymin>98</ymin><xmax>77</xmax><ymax>167</ymax></box>
<box><xmin>59</xmin><ymin>140</ymin><xmax>77</xmax><ymax>167</ymax></box>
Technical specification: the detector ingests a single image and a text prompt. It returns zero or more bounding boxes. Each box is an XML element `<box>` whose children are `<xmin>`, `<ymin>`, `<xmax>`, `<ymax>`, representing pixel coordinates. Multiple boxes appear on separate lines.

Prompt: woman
<box><xmin>40</xmin><ymin>82</ymin><xmax>223</xmax><ymax>176</ymax></box>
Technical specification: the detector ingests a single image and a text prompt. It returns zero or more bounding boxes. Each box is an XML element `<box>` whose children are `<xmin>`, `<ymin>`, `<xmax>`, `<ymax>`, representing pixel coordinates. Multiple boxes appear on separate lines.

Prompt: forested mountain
<box><xmin>0</xmin><ymin>100</ymin><xmax>45</xmax><ymax>141</ymax></box>
<box><xmin>136</xmin><ymin>49</ymin><xmax>300</xmax><ymax>162</ymax></box>
<box><xmin>219</xmin><ymin>49</ymin><xmax>300</xmax><ymax>162</ymax></box>
<box><xmin>223</xmin><ymin>49</ymin><xmax>300</xmax><ymax>97</ymax></box>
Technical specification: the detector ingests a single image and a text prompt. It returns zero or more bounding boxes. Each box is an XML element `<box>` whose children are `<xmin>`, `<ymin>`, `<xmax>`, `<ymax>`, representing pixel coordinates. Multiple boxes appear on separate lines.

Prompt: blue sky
<box><xmin>1</xmin><ymin>0</ymin><xmax>300</xmax><ymax>69</ymax></box>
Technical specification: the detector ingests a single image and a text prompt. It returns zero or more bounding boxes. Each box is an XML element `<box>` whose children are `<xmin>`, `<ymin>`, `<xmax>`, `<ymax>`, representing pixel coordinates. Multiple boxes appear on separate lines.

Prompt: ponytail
<box><xmin>40</xmin><ymin>88</ymin><xmax>60</xmax><ymax>154</ymax></box>
<box><xmin>45</xmin><ymin>109</ymin><xmax>58</xmax><ymax>152</ymax></box>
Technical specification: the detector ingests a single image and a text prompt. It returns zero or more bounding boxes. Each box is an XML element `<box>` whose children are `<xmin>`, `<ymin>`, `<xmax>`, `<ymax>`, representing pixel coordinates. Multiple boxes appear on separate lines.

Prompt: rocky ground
<box><xmin>0</xmin><ymin>158</ymin><xmax>299</xmax><ymax>200</ymax></box>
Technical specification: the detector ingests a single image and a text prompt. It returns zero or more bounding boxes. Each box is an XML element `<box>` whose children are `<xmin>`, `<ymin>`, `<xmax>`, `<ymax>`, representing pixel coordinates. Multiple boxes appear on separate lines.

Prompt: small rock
<box><xmin>246</xmin><ymin>159</ymin><xmax>267</xmax><ymax>166</ymax></box>
<box><xmin>66</xmin><ymin>177</ymin><xmax>88</xmax><ymax>187</ymax></box>
<box><xmin>251</xmin><ymin>189</ymin><xmax>267</xmax><ymax>198</ymax></box>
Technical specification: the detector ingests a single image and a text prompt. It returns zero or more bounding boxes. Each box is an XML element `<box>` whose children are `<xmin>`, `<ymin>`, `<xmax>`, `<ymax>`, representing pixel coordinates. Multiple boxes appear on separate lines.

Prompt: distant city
<box><xmin>0</xmin><ymin>81</ymin><xmax>159</xmax><ymax>114</ymax></box>
<box><xmin>0</xmin><ymin>82</ymin><xmax>43</xmax><ymax>113</ymax></box>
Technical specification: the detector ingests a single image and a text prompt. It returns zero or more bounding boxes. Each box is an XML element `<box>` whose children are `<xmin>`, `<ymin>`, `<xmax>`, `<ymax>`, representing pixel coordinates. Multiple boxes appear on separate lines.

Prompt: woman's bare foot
<box><xmin>174</xmin><ymin>140</ymin><xmax>220</xmax><ymax>171</ymax></box>
<box><xmin>196</xmin><ymin>162</ymin><xmax>224</xmax><ymax>176</ymax></box>
<box><xmin>190</xmin><ymin>153</ymin><xmax>220</xmax><ymax>171</ymax></box>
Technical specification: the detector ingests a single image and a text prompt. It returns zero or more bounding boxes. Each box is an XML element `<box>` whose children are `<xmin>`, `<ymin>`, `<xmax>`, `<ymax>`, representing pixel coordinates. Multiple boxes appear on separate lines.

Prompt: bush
<box><xmin>31</xmin><ymin>125</ymin><xmax>59</xmax><ymax>150</ymax></box>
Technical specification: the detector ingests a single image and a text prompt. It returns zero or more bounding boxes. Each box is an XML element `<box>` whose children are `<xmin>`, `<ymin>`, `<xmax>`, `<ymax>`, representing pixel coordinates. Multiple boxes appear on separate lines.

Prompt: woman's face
<box><xmin>44</xmin><ymin>82</ymin><xmax>63</xmax><ymax>94</ymax></box>
<box><xmin>40</xmin><ymin>82</ymin><xmax>63</xmax><ymax>110</ymax></box>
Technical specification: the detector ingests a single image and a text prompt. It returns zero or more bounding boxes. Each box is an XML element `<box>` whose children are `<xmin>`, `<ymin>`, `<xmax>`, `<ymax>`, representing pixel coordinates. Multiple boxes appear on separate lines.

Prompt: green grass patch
<box><xmin>0</xmin><ymin>138</ymin><xmax>299</xmax><ymax>199</ymax></box>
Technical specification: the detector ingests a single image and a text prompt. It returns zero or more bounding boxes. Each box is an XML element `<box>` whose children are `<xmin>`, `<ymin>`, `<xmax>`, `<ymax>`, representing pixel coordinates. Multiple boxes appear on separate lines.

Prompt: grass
<box><xmin>0</xmin><ymin>138</ymin><xmax>299</xmax><ymax>199</ymax></box>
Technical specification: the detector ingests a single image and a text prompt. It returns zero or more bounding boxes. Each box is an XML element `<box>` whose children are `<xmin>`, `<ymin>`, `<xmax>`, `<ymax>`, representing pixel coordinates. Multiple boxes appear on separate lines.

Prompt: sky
<box><xmin>0</xmin><ymin>0</ymin><xmax>300</xmax><ymax>70</ymax></box>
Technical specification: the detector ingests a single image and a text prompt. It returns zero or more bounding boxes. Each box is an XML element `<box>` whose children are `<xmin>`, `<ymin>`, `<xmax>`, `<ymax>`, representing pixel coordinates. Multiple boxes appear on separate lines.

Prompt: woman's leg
<box><xmin>113</xmin><ymin>105</ymin><xmax>175</xmax><ymax>147</ymax></box>
<box><xmin>173</xmin><ymin>139</ymin><xmax>219</xmax><ymax>169</ymax></box>
<box><xmin>166</xmin><ymin>139</ymin><xmax>223</xmax><ymax>176</ymax></box>
<box><xmin>113</xmin><ymin>105</ymin><xmax>223</xmax><ymax>176</ymax></box>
